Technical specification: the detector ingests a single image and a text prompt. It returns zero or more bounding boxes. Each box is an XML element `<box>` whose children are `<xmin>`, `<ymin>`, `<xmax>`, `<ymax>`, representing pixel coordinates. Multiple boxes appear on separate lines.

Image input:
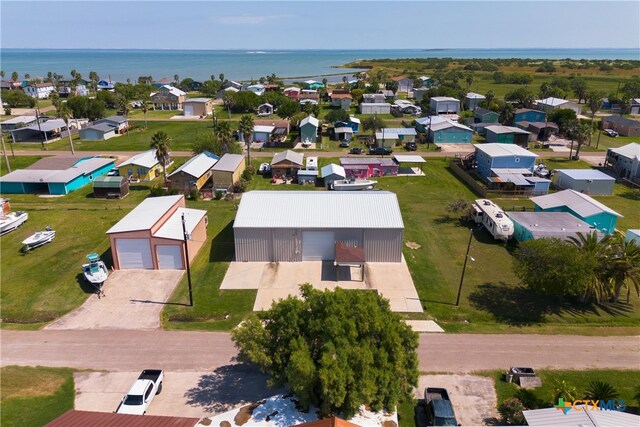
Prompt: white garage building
<box><xmin>107</xmin><ymin>195</ymin><xmax>208</xmax><ymax>270</ymax></box>
<box><xmin>233</xmin><ymin>191</ymin><xmax>404</xmax><ymax>262</ymax></box>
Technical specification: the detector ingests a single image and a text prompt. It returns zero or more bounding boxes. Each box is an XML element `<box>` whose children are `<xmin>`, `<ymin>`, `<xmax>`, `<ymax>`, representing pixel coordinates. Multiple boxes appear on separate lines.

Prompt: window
<box><xmin>144</xmin><ymin>385</ymin><xmax>153</xmax><ymax>401</ymax></box>
<box><xmin>137</xmin><ymin>167</ymin><xmax>146</xmax><ymax>175</ymax></box>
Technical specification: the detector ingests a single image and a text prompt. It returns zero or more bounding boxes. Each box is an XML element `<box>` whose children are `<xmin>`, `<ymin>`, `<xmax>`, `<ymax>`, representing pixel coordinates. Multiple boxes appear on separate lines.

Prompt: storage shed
<box><xmin>271</xmin><ymin>150</ymin><xmax>304</xmax><ymax>177</ymax></box>
<box><xmin>321</xmin><ymin>163</ymin><xmax>346</xmax><ymax>185</ymax></box>
<box><xmin>429</xmin><ymin>97</ymin><xmax>460</xmax><ymax>114</ymax></box>
<box><xmin>297</xmin><ymin>170</ymin><xmax>318</xmax><ymax>184</ymax></box>
<box><xmin>93</xmin><ymin>175</ymin><xmax>129</xmax><ymax>199</ymax></box>
<box><xmin>183</xmin><ymin>98</ymin><xmax>213</xmax><ymax>117</ymax></box>
<box><xmin>79</xmin><ymin>123</ymin><xmax>117</xmax><ymax>141</ymax></box>
<box><xmin>359</xmin><ymin>103</ymin><xmax>391</xmax><ymax>115</ymax></box>
<box><xmin>168</xmin><ymin>151</ymin><xmax>219</xmax><ymax>193</ymax></box>
<box><xmin>107</xmin><ymin>195</ymin><xmax>207</xmax><ymax>270</ymax></box>
<box><xmin>555</xmin><ymin>169</ymin><xmax>615</xmax><ymax>195</ymax></box>
<box><xmin>485</xmin><ymin>125</ymin><xmax>531</xmax><ymax>146</ymax></box>
<box><xmin>531</xmin><ymin>189</ymin><xmax>622</xmax><ymax>235</ymax></box>
<box><xmin>233</xmin><ymin>191</ymin><xmax>404</xmax><ymax>262</ymax></box>
<box><xmin>210</xmin><ymin>153</ymin><xmax>245</xmax><ymax>191</ymax></box>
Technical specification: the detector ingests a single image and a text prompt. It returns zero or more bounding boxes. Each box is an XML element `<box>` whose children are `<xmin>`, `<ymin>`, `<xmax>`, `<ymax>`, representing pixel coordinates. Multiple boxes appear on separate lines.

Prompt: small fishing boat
<box><xmin>0</xmin><ymin>211</ymin><xmax>29</xmax><ymax>235</ymax></box>
<box><xmin>534</xmin><ymin>163</ymin><xmax>550</xmax><ymax>178</ymax></box>
<box><xmin>82</xmin><ymin>253</ymin><xmax>109</xmax><ymax>285</ymax></box>
<box><xmin>21</xmin><ymin>226</ymin><xmax>56</xmax><ymax>250</ymax></box>
<box><xmin>330</xmin><ymin>178</ymin><xmax>377</xmax><ymax>191</ymax></box>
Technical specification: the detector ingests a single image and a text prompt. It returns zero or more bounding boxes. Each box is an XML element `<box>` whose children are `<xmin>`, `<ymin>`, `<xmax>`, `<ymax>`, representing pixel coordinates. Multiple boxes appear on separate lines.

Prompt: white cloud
<box><xmin>214</xmin><ymin>14</ymin><xmax>290</xmax><ymax>25</ymax></box>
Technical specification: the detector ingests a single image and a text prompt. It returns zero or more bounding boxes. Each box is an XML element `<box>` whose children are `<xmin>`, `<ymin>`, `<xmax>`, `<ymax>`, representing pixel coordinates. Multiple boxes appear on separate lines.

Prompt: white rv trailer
<box><xmin>472</xmin><ymin>199</ymin><xmax>514</xmax><ymax>241</ymax></box>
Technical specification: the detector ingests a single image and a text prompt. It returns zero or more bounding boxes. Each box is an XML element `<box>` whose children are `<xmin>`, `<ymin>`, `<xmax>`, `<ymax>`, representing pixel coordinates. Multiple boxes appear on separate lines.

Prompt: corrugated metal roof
<box><xmin>507</xmin><ymin>211</ymin><xmax>600</xmax><ymax>240</ymax></box>
<box><xmin>340</xmin><ymin>158</ymin><xmax>396</xmax><ymax>166</ymax></box>
<box><xmin>27</xmin><ymin>156</ymin><xmax>82</xmax><ymax>170</ymax></box>
<box><xmin>183</xmin><ymin>97</ymin><xmax>212</xmax><ymax>103</ymax></box>
<box><xmin>523</xmin><ymin>406</ymin><xmax>640</xmax><ymax>427</ymax></box>
<box><xmin>431</xmin><ymin>96</ymin><xmax>459</xmax><ymax>102</ymax></box>
<box><xmin>465</xmin><ymin>92</ymin><xmax>485</xmax><ymax>99</ymax></box>
<box><xmin>557</xmin><ymin>169</ymin><xmax>615</xmax><ymax>181</ymax></box>
<box><xmin>272</xmin><ymin>150</ymin><xmax>304</xmax><ymax>166</ymax></box>
<box><xmin>486</xmin><ymin>125</ymin><xmax>530</xmax><ymax>135</ymax></box>
<box><xmin>493</xmin><ymin>171</ymin><xmax>533</xmax><ymax>186</ymax></box>
<box><xmin>475</xmin><ymin>143</ymin><xmax>538</xmax><ymax>158</ymax></box>
<box><xmin>300</xmin><ymin>116</ymin><xmax>319</xmax><ymax>127</ymax></box>
<box><xmin>119</xmin><ymin>149</ymin><xmax>159</xmax><ymax>169</ymax></box>
<box><xmin>1</xmin><ymin>115</ymin><xmax>37</xmax><ymax>125</ymax></box>
<box><xmin>321</xmin><ymin>164</ymin><xmax>346</xmax><ymax>178</ymax></box>
<box><xmin>46</xmin><ymin>410</ymin><xmax>200</xmax><ymax>427</ymax></box>
<box><xmin>254</xmin><ymin>125</ymin><xmax>275</xmax><ymax>133</ymax></box>
<box><xmin>107</xmin><ymin>195</ymin><xmax>183</xmax><ymax>234</ymax></box>
<box><xmin>430</xmin><ymin>121</ymin><xmax>472</xmax><ymax>132</ymax></box>
<box><xmin>93</xmin><ymin>176</ymin><xmax>125</xmax><ymax>188</ymax></box>
<box><xmin>22</xmin><ymin>119</ymin><xmax>66</xmax><ymax>132</ymax></box>
<box><xmin>211</xmin><ymin>154</ymin><xmax>244</xmax><ymax>172</ymax></box>
<box><xmin>335</xmin><ymin>127</ymin><xmax>353</xmax><ymax>134</ymax></box>
<box><xmin>154</xmin><ymin>207</ymin><xmax>207</xmax><ymax>240</ymax></box>
<box><xmin>168</xmin><ymin>152</ymin><xmax>218</xmax><ymax>179</ymax></box>
<box><xmin>538</xmin><ymin>97</ymin><xmax>571</xmax><ymax>107</ymax></box>
<box><xmin>610</xmin><ymin>142</ymin><xmax>640</xmax><ymax>159</ymax></box>
<box><xmin>393</xmin><ymin>155</ymin><xmax>426</xmax><ymax>163</ymax></box>
<box><xmin>531</xmin><ymin>189</ymin><xmax>622</xmax><ymax>218</ymax></box>
<box><xmin>86</xmin><ymin>123</ymin><xmax>117</xmax><ymax>133</ymax></box>
<box><xmin>234</xmin><ymin>191</ymin><xmax>404</xmax><ymax>229</ymax></box>
<box><xmin>1</xmin><ymin>158</ymin><xmax>114</xmax><ymax>184</ymax></box>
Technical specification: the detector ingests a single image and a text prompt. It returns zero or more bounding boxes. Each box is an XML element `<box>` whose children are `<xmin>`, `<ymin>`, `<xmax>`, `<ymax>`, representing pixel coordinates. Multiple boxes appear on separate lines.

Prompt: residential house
<box><xmin>168</xmin><ymin>151</ymin><xmax>219</xmax><ymax>193</ymax></box>
<box><xmin>412</xmin><ymin>88</ymin><xmax>428</xmax><ymax>102</ymax></box>
<box><xmin>602</xmin><ymin>116</ymin><xmax>640</xmax><ymax>137</ymax></box>
<box><xmin>48</xmin><ymin>410</ymin><xmax>202</xmax><ymax>427</ymax></box>
<box><xmin>340</xmin><ymin>157</ymin><xmax>399</xmax><ymax>178</ymax></box>
<box><xmin>94</xmin><ymin>116</ymin><xmax>129</xmax><ymax>134</ymax></box>
<box><xmin>465</xmin><ymin>92</ymin><xmax>486</xmax><ymax>110</ymax></box>
<box><xmin>210</xmin><ymin>153</ymin><xmax>245</xmax><ymax>190</ymax></box>
<box><xmin>417</xmin><ymin>76</ymin><xmax>433</xmax><ymax>88</ymax></box>
<box><xmin>187</xmin><ymin>81</ymin><xmax>203</xmax><ymax>91</ymax></box>
<box><xmin>257</xmin><ymin>103</ymin><xmax>274</xmax><ymax>116</ymax></box>
<box><xmin>392</xmin><ymin>77</ymin><xmax>413</xmax><ymax>92</ymax></box>
<box><xmin>536</xmin><ymin>97</ymin><xmax>581</xmax><ymax>114</ymax></box>
<box><xmin>297</xmin><ymin>170</ymin><xmax>318</xmax><ymax>184</ymax></box>
<box><xmin>271</xmin><ymin>150</ymin><xmax>304</xmax><ymax>177</ymax></box>
<box><xmin>107</xmin><ymin>195</ymin><xmax>207</xmax><ymax>270</ymax></box>
<box><xmin>150</xmin><ymin>85</ymin><xmax>186</xmax><ymax>110</ymax></box>
<box><xmin>473</xmin><ymin>108</ymin><xmax>499</xmax><ymax>124</ymax></box>
<box><xmin>514</xmin><ymin>108</ymin><xmax>547</xmax><ymax>123</ymax></box>
<box><xmin>334</xmin><ymin>116</ymin><xmax>360</xmax><ymax>134</ymax></box>
<box><xmin>360</xmin><ymin>103</ymin><xmax>391</xmax><ymax>114</ymax></box>
<box><xmin>379</xmin><ymin>90</ymin><xmax>397</xmax><ymax>101</ymax></box>
<box><xmin>223</xmin><ymin>80</ymin><xmax>242</xmax><ymax>90</ymax></box>
<box><xmin>284</xmin><ymin>87</ymin><xmax>301</xmax><ymax>100</ymax></box>
<box><xmin>233</xmin><ymin>191</ymin><xmax>404</xmax><ymax>262</ymax></box>
<box><xmin>363</xmin><ymin>93</ymin><xmax>385</xmax><ymax>104</ymax></box>
<box><xmin>59</xmin><ymin>84</ymin><xmax>89</xmax><ymax>97</ymax></box>
<box><xmin>0</xmin><ymin>79</ymin><xmax>22</xmax><ymax>90</ymax></box>
<box><xmin>515</xmin><ymin>121</ymin><xmax>559</xmax><ymax>142</ymax></box>
<box><xmin>0</xmin><ymin>156</ymin><xmax>114</xmax><ymax>195</ymax></box>
<box><xmin>430</xmin><ymin>96</ymin><xmax>460</xmax><ymax>114</ymax></box>
<box><xmin>474</xmin><ymin>143</ymin><xmax>538</xmax><ymax>178</ymax></box>
<box><xmin>299</xmin><ymin>92</ymin><xmax>319</xmax><ymax>105</ymax></box>
<box><xmin>183</xmin><ymin>98</ymin><xmax>213</xmax><ymax>117</ymax></box>
<box><xmin>252</xmin><ymin>124</ymin><xmax>275</xmax><ymax>142</ymax></box>
<box><xmin>300</xmin><ymin>116</ymin><xmax>319</xmax><ymax>143</ymax></box>
<box><xmin>605</xmin><ymin>142</ymin><xmax>640</xmax><ymax>181</ymax></box>
<box><xmin>414</xmin><ymin>116</ymin><xmax>449</xmax><ymax>133</ymax></box>
<box><xmin>246</xmin><ymin>84</ymin><xmax>265</xmax><ymax>96</ymax></box>
<box><xmin>626</xmin><ymin>229</ymin><xmax>640</xmax><ymax>244</ymax></box>
<box><xmin>79</xmin><ymin>123</ymin><xmax>118</xmax><ymax>141</ymax></box>
<box><xmin>393</xmin><ymin>100</ymin><xmax>421</xmax><ymax>115</ymax></box>
<box><xmin>304</xmin><ymin>80</ymin><xmax>324</xmax><ymax>90</ymax></box>
<box><xmin>23</xmin><ymin>82</ymin><xmax>55</xmax><ymax>99</ymax></box>
<box><xmin>264</xmin><ymin>84</ymin><xmax>280</xmax><ymax>92</ymax></box>
<box><xmin>93</xmin><ymin>176</ymin><xmax>129</xmax><ymax>199</ymax></box>
<box><xmin>375</xmin><ymin>128</ymin><xmax>417</xmax><ymax>148</ymax></box>
<box><xmin>255</xmin><ymin>119</ymin><xmax>290</xmax><ymax>145</ymax></box>
<box><xmin>1</xmin><ymin>115</ymin><xmax>38</xmax><ymax>132</ymax></box>
<box><xmin>531</xmin><ymin>189</ymin><xmax>622</xmax><ymax>234</ymax></box>
<box><xmin>428</xmin><ymin>121</ymin><xmax>473</xmax><ymax>144</ymax></box>
<box><xmin>321</xmin><ymin>163</ymin><xmax>346</xmax><ymax>185</ymax></box>
<box><xmin>152</xmin><ymin>77</ymin><xmax>173</xmax><ymax>88</ymax></box>
<box><xmin>96</xmin><ymin>80</ymin><xmax>115</xmax><ymax>91</ymax></box>
<box><xmin>333</xmin><ymin>125</ymin><xmax>353</xmax><ymax>142</ymax></box>
<box><xmin>216</xmin><ymin>86</ymin><xmax>239</xmax><ymax>99</ymax></box>
<box><xmin>630</xmin><ymin>98</ymin><xmax>640</xmax><ymax>114</ymax></box>
<box><xmin>524</xmin><ymin>404</ymin><xmax>640</xmax><ymax>427</ymax></box>
<box><xmin>485</xmin><ymin>125</ymin><xmax>531</xmax><ymax>147</ymax></box>
<box><xmin>555</xmin><ymin>169</ymin><xmax>615</xmax><ymax>195</ymax></box>
<box><xmin>508</xmin><ymin>212</ymin><xmax>603</xmax><ymax>242</ymax></box>
<box><xmin>330</xmin><ymin>92</ymin><xmax>353</xmax><ymax>110</ymax></box>
<box><xmin>118</xmin><ymin>149</ymin><xmax>166</xmax><ymax>181</ymax></box>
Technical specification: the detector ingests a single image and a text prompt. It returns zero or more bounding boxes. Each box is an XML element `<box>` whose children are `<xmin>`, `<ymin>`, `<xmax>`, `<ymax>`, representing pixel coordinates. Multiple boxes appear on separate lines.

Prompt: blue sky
<box><xmin>2</xmin><ymin>1</ymin><xmax>639</xmax><ymax>49</ymax></box>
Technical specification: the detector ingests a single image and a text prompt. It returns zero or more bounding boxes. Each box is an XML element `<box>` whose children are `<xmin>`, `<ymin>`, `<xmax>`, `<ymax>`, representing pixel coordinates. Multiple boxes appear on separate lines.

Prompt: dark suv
<box><xmin>368</xmin><ymin>147</ymin><xmax>393</xmax><ymax>156</ymax></box>
<box><xmin>405</xmin><ymin>142</ymin><xmax>417</xmax><ymax>151</ymax></box>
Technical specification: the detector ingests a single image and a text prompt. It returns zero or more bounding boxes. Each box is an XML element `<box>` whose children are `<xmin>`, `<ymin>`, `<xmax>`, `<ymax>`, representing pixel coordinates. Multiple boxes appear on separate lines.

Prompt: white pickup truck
<box><xmin>115</xmin><ymin>369</ymin><xmax>164</xmax><ymax>415</ymax></box>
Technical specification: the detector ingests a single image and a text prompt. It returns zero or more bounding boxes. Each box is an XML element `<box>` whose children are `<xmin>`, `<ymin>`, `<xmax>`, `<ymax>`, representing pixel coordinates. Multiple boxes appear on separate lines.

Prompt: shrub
<box><xmin>584</xmin><ymin>380</ymin><xmax>619</xmax><ymax>401</ymax></box>
<box><xmin>498</xmin><ymin>398</ymin><xmax>526</xmax><ymax>425</ymax></box>
<box><xmin>241</xmin><ymin>166</ymin><xmax>255</xmax><ymax>182</ymax></box>
<box><xmin>188</xmin><ymin>189</ymin><xmax>200</xmax><ymax>201</ymax></box>
<box><xmin>232</xmin><ymin>178</ymin><xmax>248</xmax><ymax>193</ymax></box>
<box><xmin>214</xmin><ymin>190</ymin><xmax>224</xmax><ymax>200</ymax></box>
<box><xmin>4</xmin><ymin>107</ymin><xmax>11</xmax><ymax>115</ymax></box>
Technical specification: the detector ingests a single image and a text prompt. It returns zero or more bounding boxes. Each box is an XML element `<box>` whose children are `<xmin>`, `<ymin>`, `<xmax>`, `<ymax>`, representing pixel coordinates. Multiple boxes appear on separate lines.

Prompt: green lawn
<box><xmin>0</xmin><ymin>366</ymin><xmax>75</xmax><ymax>427</ymax></box>
<box><xmin>0</xmin><ymin>155</ymin><xmax>45</xmax><ymax>176</ymax></box>
<box><xmin>481</xmin><ymin>369</ymin><xmax>640</xmax><ymax>412</ymax></box>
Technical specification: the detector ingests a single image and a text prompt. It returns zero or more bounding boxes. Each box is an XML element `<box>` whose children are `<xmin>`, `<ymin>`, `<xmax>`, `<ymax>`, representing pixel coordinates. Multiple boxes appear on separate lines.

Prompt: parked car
<box><xmin>116</xmin><ymin>370</ymin><xmax>164</xmax><ymax>415</ymax></box>
<box><xmin>424</xmin><ymin>387</ymin><xmax>459</xmax><ymax>426</ymax></box>
<box><xmin>603</xmin><ymin>129</ymin><xmax>619</xmax><ymax>137</ymax></box>
<box><xmin>349</xmin><ymin>147</ymin><xmax>362</xmax><ymax>155</ymax></box>
<box><xmin>405</xmin><ymin>142</ymin><xmax>417</xmax><ymax>151</ymax></box>
<box><xmin>106</xmin><ymin>168</ymin><xmax>119</xmax><ymax>176</ymax></box>
<box><xmin>368</xmin><ymin>147</ymin><xmax>393</xmax><ymax>156</ymax></box>
<box><xmin>258</xmin><ymin>163</ymin><xmax>271</xmax><ymax>175</ymax></box>
<box><xmin>339</xmin><ymin>139</ymin><xmax>350</xmax><ymax>148</ymax></box>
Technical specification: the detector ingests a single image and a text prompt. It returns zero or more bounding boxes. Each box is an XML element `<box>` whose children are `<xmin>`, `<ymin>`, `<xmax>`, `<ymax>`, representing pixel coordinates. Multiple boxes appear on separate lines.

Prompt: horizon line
<box><xmin>2</xmin><ymin>47</ymin><xmax>639</xmax><ymax>51</ymax></box>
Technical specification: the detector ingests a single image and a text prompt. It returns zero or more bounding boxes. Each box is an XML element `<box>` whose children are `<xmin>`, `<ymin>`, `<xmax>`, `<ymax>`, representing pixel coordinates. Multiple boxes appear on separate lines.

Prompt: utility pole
<box><xmin>456</xmin><ymin>229</ymin><xmax>474</xmax><ymax>307</ymax></box>
<box><xmin>181</xmin><ymin>213</ymin><xmax>194</xmax><ymax>307</ymax></box>
<box><xmin>1</xmin><ymin>132</ymin><xmax>11</xmax><ymax>173</ymax></box>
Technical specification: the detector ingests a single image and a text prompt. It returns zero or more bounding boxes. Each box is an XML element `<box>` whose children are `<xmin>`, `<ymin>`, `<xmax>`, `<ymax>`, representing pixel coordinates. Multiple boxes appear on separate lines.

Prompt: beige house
<box><xmin>106</xmin><ymin>195</ymin><xmax>208</xmax><ymax>270</ymax></box>
<box><xmin>168</xmin><ymin>151</ymin><xmax>219</xmax><ymax>193</ymax></box>
<box><xmin>210</xmin><ymin>154</ymin><xmax>246</xmax><ymax>191</ymax></box>
<box><xmin>150</xmin><ymin>85</ymin><xmax>187</xmax><ymax>110</ymax></box>
<box><xmin>183</xmin><ymin>98</ymin><xmax>213</xmax><ymax>117</ymax></box>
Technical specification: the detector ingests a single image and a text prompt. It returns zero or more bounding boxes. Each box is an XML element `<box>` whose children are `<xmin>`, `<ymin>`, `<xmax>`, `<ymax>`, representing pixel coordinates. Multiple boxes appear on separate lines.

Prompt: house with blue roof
<box><xmin>514</xmin><ymin>108</ymin><xmax>546</xmax><ymax>124</ymax></box>
<box><xmin>530</xmin><ymin>189</ymin><xmax>622</xmax><ymax>234</ymax></box>
<box><xmin>0</xmin><ymin>156</ymin><xmax>114</xmax><ymax>195</ymax></box>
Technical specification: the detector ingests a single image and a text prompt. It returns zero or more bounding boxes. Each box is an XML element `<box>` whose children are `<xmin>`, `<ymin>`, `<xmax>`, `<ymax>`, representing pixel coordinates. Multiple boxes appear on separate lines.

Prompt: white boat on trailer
<box><xmin>330</xmin><ymin>178</ymin><xmax>377</xmax><ymax>191</ymax></box>
<box><xmin>21</xmin><ymin>226</ymin><xmax>56</xmax><ymax>250</ymax></box>
<box><xmin>472</xmin><ymin>199</ymin><xmax>514</xmax><ymax>241</ymax></box>
<box><xmin>83</xmin><ymin>253</ymin><xmax>109</xmax><ymax>285</ymax></box>
<box><xmin>0</xmin><ymin>211</ymin><xmax>29</xmax><ymax>235</ymax></box>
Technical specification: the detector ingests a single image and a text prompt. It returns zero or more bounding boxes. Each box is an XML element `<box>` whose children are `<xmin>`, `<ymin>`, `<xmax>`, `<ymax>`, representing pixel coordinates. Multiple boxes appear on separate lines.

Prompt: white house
<box><xmin>430</xmin><ymin>97</ymin><xmax>460</xmax><ymax>114</ymax></box>
<box><xmin>23</xmin><ymin>83</ymin><xmax>55</xmax><ymax>99</ymax></box>
<box><xmin>536</xmin><ymin>97</ymin><xmax>581</xmax><ymax>114</ymax></box>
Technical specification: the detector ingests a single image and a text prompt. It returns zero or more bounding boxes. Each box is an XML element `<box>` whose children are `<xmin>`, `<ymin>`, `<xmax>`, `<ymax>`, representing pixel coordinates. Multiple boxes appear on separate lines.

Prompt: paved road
<box><xmin>2</xmin><ymin>330</ymin><xmax>638</xmax><ymax>373</ymax></box>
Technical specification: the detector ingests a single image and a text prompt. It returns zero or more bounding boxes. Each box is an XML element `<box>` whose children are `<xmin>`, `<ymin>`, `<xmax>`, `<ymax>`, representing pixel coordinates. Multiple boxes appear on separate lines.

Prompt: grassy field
<box><xmin>0</xmin><ymin>155</ymin><xmax>46</xmax><ymax>176</ymax></box>
<box><xmin>481</xmin><ymin>369</ymin><xmax>640</xmax><ymax>412</ymax></box>
<box><xmin>2</xmin><ymin>155</ymin><xmax>639</xmax><ymax>333</ymax></box>
<box><xmin>0</xmin><ymin>366</ymin><xmax>75</xmax><ymax>427</ymax></box>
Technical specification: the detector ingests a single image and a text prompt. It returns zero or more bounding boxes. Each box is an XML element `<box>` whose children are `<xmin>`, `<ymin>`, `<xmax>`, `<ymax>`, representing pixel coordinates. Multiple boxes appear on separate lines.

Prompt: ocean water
<box><xmin>1</xmin><ymin>48</ymin><xmax>638</xmax><ymax>83</ymax></box>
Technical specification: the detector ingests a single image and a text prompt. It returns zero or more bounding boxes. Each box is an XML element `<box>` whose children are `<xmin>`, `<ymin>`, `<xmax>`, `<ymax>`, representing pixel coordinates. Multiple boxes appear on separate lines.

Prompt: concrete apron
<box><xmin>220</xmin><ymin>258</ymin><xmax>422</xmax><ymax>313</ymax></box>
<box><xmin>44</xmin><ymin>270</ymin><xmax>185</xmax><ymax>330</ymax></box>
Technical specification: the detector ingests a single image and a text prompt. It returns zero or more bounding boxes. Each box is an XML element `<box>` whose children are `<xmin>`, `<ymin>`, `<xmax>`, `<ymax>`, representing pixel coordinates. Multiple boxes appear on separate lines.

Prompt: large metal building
<box><xmin>234</xmin><ymin>191</ymin><xmax>404</xmax><ymax>262</ymax></box>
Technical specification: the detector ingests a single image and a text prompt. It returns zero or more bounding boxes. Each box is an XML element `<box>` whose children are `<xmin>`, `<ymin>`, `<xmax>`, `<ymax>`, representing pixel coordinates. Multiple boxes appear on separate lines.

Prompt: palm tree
<box><xmin>465</xmin><ymin>74</ymin><xmax>474</xmax><ymax>91</ymax></box>
<box><xmin>174</xmin><ymin>74</ymin><xmax>179</xmax><ymax>85</ymax></box>
<box><xmin>606</xmin><ymin>236</ymin><xmax>640</xmax><ymax>303</ymax></box>
<box><xmin>150</xmin><ymin>131</ymin><xmax>171</xmax><ymax>183</ymax></box>
<box><xmin>584</xmin><ymin>381</ymin><xmax>619</xmax><ymax>401</ymax></box>
<box><xmin>498</xmin><ymin>102</ymin><xmax>515</xmax><ymax>125</ymax></box>
<box><xmin>219</xmin><ymin>73</ymin><xmax>225</xmax><ymax>83</ymax></box>
<box><xmin>140</xmin><ymin>100</ymin><xmax>149</xmax><ymax>129</ymax></box>
<box><xmin>238</xmin><ymin>115</ymin><xmax>254</xmax><ymax>166</ymax></box>
<box><xmin>58</xmin><ymin>104</ymin><xmax>75</xmax><ymax>155</ymax></box>
<box><xmin>485</xmin><ymin>90</ymin><xmax>495</xmax><ymax>108</ymax></box>
<box><xmin>571</xmin><ymin>121</ymin><xmax>591</xmax><ymax>160</ymax></box>
<box><xmin>568</xmin><ymin>231</ymin><xmax>610</xmax><ymax>303</ymax></box>
<box><xmin>11</xmin><ymin>71</ymin><xmax>18</xmax><ymax>82</ymax></box>
<box><xmin>586</xmin><ymin>91</ymin><xmax>603</xmax><ymax>146</ymax></box>
<box><xmin>216</xmin><ymin>121</ymin><xmax>232</xmax><ymax>153</ymax></box>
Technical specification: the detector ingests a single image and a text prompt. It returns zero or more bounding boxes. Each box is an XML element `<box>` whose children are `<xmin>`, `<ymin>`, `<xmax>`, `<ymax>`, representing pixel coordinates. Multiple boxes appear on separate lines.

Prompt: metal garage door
<box><xmin>302</xmin><ymin>231</ymin><xmax>335</xmax><ymax>260</ymax></box>
<box><xmin>184</xmin><ymin>104</ymin><xmax>194</xmax><ymax>116</ymax></box>
<box><xmin>116</xmin><ymin>239</ymin><xmax>153</xmax><ymax>269</ymax></box>
<box><xmin>156</xmin><ymin>245</ymin><xmax>184</xmax><ymax>269</ymax></box>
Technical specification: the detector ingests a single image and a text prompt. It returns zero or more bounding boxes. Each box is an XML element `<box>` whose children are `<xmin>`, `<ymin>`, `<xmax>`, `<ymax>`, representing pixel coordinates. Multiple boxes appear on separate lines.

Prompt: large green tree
<box><xmin>361</xmin><ymin>116</ymin><xmax>386</xmax><ymax>133</ymax></box>
<box><xmin>232</xmin><ymin>285</ymin><xmax>419</xmax><ymax>417</ymax></box>
<box><xmin>150</xmin><ymin>131</ymin><xmax>171</xmax><ymax>183</ymax></box>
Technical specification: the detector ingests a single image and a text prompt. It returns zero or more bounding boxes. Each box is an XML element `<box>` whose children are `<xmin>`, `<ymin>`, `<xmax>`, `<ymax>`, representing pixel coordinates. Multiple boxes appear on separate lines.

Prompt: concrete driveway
<box><xmin>220</xmin><ymin>259</ymin><xmax>422</xmax><ymax>312</ymax></box>
<box><xmin>74</xmin><ymin>366</ymin><xmax>285</xmax><ymax>417</ymax></box>
<box><xmin>416</xmin><ymin>374</ymin><xmax>499</xmax><ymax>426</ymax></box>
<box><xmin>45</xmin><ymin>270</ymin><xmax>184</xmax><ymax>330</ymax></box>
